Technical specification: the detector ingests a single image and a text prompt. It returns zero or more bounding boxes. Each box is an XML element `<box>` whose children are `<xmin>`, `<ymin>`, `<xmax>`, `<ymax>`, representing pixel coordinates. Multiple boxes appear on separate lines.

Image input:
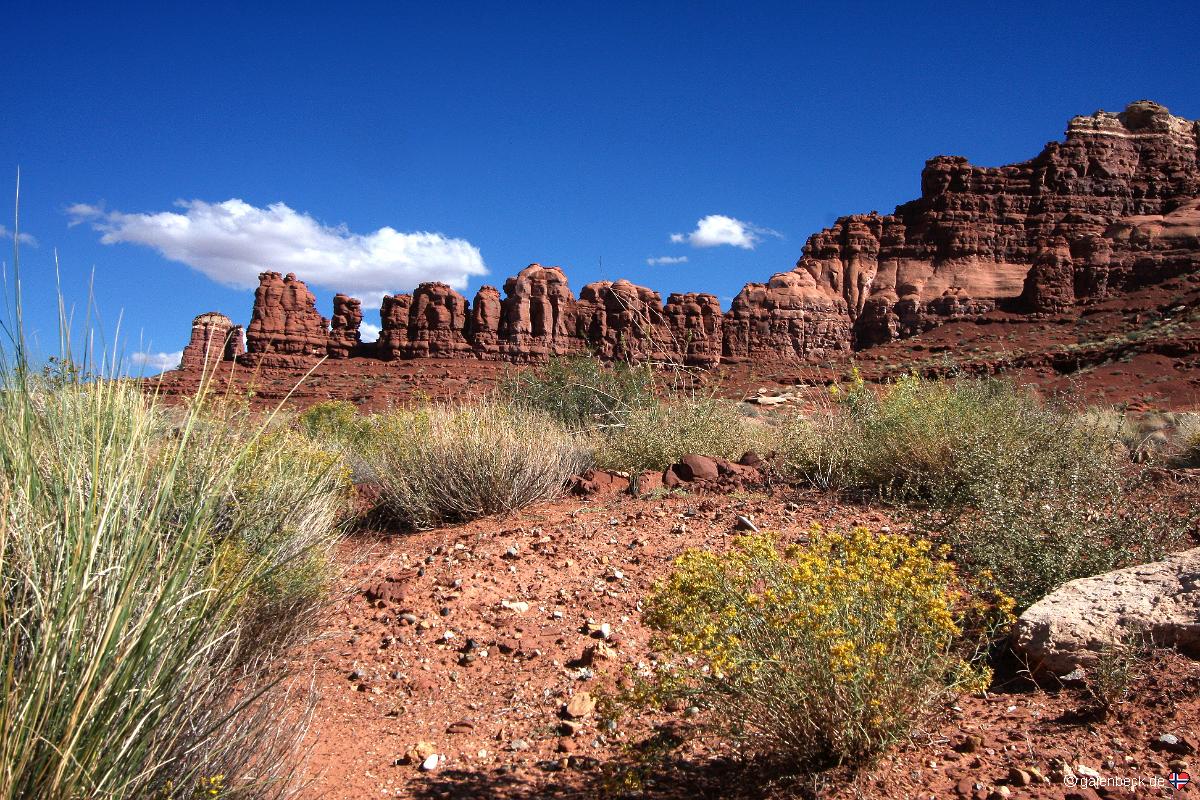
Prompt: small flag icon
<box><xmin>1168</xmin><ymin>771</ymin><xmax>1190</xmax><ymax>790</ymax></box>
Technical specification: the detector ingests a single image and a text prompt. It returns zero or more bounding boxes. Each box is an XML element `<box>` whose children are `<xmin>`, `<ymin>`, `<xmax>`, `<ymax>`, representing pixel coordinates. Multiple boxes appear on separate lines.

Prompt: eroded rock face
<box><xmin>1020</xmin><ymin>237</ymin><xmax>1077</xmax><ymax>313</ymax></box>
<box><xmin>723</xmin><ymin>270</ymin><xmax>852</xmax><ymax>361</ymax></box>
<box><xmin>470</xmin><ymin>286</ymin><xmax>503</xmax><ymax>357</ymax></box>
<box><xmin>407</xmin><ymin>283</ymin><xmax>473</xmax><ymax>358</ymax></box>
<box><xmin>664</xmin><ymin>292</ymin><xmax>724</xmax><ymax>367</ymax></box>
<box><xmin>797</xmin><ymin>100</ymin><xmax>1200</xmax><ymax>345</ymax></box>
<box><xmin>576</xmin><ymin>280</ymin><xmax>677</xmax><ymax>362</ymax></box>
<box><xmin>499</xmin><ymin>265</ymin><xmax>583</xmax><ymax>361</ymax></box>
<box><xmin>328</xmin><ymin>294</ymin><xmax>363</xmax><ymax>358</ymax></box>
<box><xmin>245</xmin><ymin>272</ymin><xmax>328</xmax><ymax>364</ymax></box>
<box><xmin>174</xmin><ymin>101</ymin><xmax>1200</xmax><ymax>372</ymax></box>
<box><xmin>180</xmin><ymin>312</ymin><xmax>244</xmax><ymax>370</ymax></box>
<box><xmin>378</xmin><ymin>293</ymin><xmax>413</xmax><ymax>360</ymax></box>
<box><xmin>1013</xmin><ymin>548</ymin><xmax>1200</xmax><ymax>675</ymax></box>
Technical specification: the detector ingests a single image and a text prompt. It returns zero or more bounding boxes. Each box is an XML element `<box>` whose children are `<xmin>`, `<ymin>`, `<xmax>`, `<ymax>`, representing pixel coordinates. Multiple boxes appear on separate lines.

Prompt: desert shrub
<box><xmin>498</xmin><ymin>356</ymin><xmax>657</xmax><ymax>430</ymax></box>
<box><xmin>639</xmin><ymin>527</ymin><xmax>984</xmax><ymax>770</ymax></box>
<box><xmin>912</xmin><ymin>457</ymin><xmax>1185</xmax><ymax>611</ymax></box>
<box><xmin>593</xmin><ymin>396</ymin><xmax>751</xmax><ymax>474</ymax></box>
<box><xmin>298</xmin><ymin>399</ymin><xmax>368</xmax><ymax>445</ymax></box>
<box><xmin>779</xmin><ymin>372</ymin><xmax>1188</xmax><ymax>609</ymax></box>
<box><xmin>778</xmin><ymin>371</ymin><xmax>1113</xmax><ymax>505</ymax></box>
<box><xmin>362</xmin><ymin>401</ymin><xmax>589</xmax><ymax>527</ymax></box>
<box><xmin>0</xmin><ymin>368</ymin><xmax>346</xmax><ymax>798</ymax></box>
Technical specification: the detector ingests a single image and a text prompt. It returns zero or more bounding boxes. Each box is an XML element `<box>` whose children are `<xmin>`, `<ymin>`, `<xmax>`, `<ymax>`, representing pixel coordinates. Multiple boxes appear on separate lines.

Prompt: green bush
<box><xmin>362</xmin><ymin>401</ymin><xmax>589</xmax><ymax>527</ymax></box>
<box><xmin>592</xmin><ymin>396</ymin><xmax>751</xmax><ymax>474</ymax></box>
<box><xmin>0</xmin><ymin>370</ymin><xmax>347</xmax><ymax>799</ymax></box>
<box><xmin>498</xmin><ymin>356</ymin><xmax>657</xmax><ymax>430</ymax></box>
<box><xmin>913</xmin><ymin>456</ymin><xmax>1185</xmax><ymax>611</ymax></box>
<box><xmin>778</xmin><ymin>373</ymin><xmax>1189</xmax><ymax>610</ymax></box>
<box><xmin>778</xmin><ymin>371</ymin><xmax>1102</xmax><ymax>504</ymax></box>
<box><xmin>637</xmin><ymin>527</ymin><xmax>985</xmax><ymax>770</ymax></box>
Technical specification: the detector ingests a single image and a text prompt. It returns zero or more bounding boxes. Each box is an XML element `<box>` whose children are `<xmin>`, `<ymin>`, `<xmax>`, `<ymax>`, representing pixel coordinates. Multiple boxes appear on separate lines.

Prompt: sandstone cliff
<box><xmin>176</xmin><ymin>101</ymin><xmax>1200</xmax><ymax>372</ymax></box>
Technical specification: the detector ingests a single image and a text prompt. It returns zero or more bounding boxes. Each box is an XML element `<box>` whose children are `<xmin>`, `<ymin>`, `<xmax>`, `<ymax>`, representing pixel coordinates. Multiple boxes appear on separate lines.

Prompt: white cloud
<box><xmin>646</xmin><ymin>255</ymin><xmax>688</xmax><ymax>266</ymax></box>
<box><xmin>68</xmin><ymin>199</ymin><xmax>488</xmax><ymax>308</ymax></box>
<box><xmin>0</xmin><ymin>224</ymin><xmax>37</xmax><ymax>247</ymax></box>
<box><xmin>131</xmin><ymin>350</ymin><xmax>182</xmax><ymax>372</ymax></box>
<box><xmin>360</xmin><ymin>321</ymin><xmax>381</xmax><ymax>342</ymax></box>
<box><xmin>670</xmin><ymin>214</ymin><xmax>780</xmax><ymax>250</ymax></box>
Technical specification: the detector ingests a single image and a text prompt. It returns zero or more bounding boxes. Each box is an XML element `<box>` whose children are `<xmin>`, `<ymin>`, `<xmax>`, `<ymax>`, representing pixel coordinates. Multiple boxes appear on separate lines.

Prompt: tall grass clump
<box><xmin>1173</xmin><ymin>413</ymin><xmax>1200</xmax><ymax>467</ymax></box>
<box><xmin>362</xmin><ymin>401</ymin><xmax>589</xmax><ymax>528</ymax></box>
<box><xmin>778</xmin><ymin>371</ymin><xmax>1188</xmax><ymax>609</ymax></box>
<box><xmin>0</xmin><ymin>358</ymin><xmax>348</xmax><ymax>798</ymax></box>
<box><xmin>635</xmin><ymin>527</ymin><xmax>987</xmax><ymax>771</ymax></box>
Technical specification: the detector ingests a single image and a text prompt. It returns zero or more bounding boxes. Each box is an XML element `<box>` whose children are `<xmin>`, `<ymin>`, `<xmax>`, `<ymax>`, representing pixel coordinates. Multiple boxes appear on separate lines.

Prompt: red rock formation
<box><xmin>1020</xmin><ymin>237</ymin><xmax>1077</xmax><ymax>313</ymax></box>
<box><xmin>663</xmin><ymin>292</ymin><xmax>723</xmax><ymax>367</ymax></box>
<box><xmin>797</xmin><ymin>100</ymin><xmax>1200</xmax><ymax>345</ymax></box>
<box><xmin>575</xmin><ymin>280</ymin><xmax>678</xmax><ymax>362</ymax></box>
<box><xmin>470</xmin><ymin>286</ymin><xmax>503</xmax><ymax>357</ymax></box>
<box><xmin>327</xmin><ymin>293</ymin><xmax>363</xmax><ymax>358</ymax></box>
<box><xmin>723</xmin><ymin>270</ymin><xmax>852</xmax><ymax>361</ymax></box>
<box><xmin>377</xmin><ymin>293</ymin><xmax>413</xmax><ymax>360</ymax></box>
<box><xmin>245</xmin><ymin>272</ymin><xmax>328</xmax><ymax>364</ymax></box>
<box><xmin>406</xmin><ymin>282</ymin><xmax>472</xmax><ymax>358</ymax></box>
<box><xmin>499</xmin><ymin>264</ymin><xmax>584</xmax><ymax>361</ymax></box>
<box><xmin>180</xmin><ymin>312</ymin><xmax>243</xmax><ymax>370</ymax></box>
<box><xmin>169</xmin><ymin>101</ymin><xmax>1200</xmax><ymax>374</ymax></box>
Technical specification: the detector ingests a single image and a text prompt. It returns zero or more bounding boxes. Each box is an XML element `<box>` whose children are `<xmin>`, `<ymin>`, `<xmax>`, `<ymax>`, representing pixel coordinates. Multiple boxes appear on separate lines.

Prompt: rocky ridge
<box><xmin>170</xmin><ymin>101</ymin><xmax>1199</xmax><ymax>373</ymax></box>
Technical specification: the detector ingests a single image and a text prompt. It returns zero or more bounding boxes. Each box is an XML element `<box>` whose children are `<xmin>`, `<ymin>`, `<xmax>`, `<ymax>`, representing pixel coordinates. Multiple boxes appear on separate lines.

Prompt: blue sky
<box><xmin>3</xmin><ymin>1</ymin><xmax>1198</xmax><ymax>371</ymax></box>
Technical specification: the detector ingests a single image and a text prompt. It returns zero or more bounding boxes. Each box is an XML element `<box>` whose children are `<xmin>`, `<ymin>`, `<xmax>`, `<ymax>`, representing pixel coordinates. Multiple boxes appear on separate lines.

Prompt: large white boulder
<box><xmin>1012</xmin><ymin>547</ymin><xmax>1200</xmax><ymax>675</ymax></box>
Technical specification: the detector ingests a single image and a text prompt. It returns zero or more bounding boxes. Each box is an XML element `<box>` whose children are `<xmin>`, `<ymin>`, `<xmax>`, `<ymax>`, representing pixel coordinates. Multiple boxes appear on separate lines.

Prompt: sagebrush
<box><xmin>362</xmin><ymin>401</ymin><xmax>589</xmax><ymax>527</ymax></box>
<box><xmin>776</xmin><ymin>372</ymin><xmax>1188</xmax><ymax>609</ymax></box>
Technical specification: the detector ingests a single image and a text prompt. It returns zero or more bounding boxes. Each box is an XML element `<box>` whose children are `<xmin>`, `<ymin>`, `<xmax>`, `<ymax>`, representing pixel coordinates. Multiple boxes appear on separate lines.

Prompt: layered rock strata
<box><xmin>244</xmin><ymin>271</ymin><xmax>329</xmax><ymax>366</ymax></box>
<box><xmin>798</xmin><ymin>100</ymin><xmax>1200</xmax><ymax>346</ymax></box>
<box><xmin>180</xmin><ymin>312</ymin><xmax>244</xmax><ymax>370</ymax></box>
<box><xmin>176</xmin><ymin>101</ymin><xmax>1200</xmax><ymax>371</ymax></box>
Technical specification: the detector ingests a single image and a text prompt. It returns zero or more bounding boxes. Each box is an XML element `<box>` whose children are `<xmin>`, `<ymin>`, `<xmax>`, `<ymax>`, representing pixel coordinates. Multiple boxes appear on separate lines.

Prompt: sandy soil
<box><xmin>294</xmin><ymin>484</ymin><xmax>1200</xmax><ymax>799</ymax></box>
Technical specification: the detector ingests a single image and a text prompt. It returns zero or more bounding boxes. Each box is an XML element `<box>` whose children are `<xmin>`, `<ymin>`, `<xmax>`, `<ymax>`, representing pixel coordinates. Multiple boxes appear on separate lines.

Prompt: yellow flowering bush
<box><xmin>298</xmin><ymin>399</ymin><xmax>368</xmax><ymax>446</ymax></box>
<box><xmin>641</xmin><ymin>526</ymin><xmax>993</xmax><ymax>769</ymax></box>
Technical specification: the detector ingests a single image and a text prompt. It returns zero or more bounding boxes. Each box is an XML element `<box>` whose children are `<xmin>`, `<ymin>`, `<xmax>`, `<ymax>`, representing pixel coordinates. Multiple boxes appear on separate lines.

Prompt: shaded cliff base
<box><xmin>151</xmin><ymin>269</ymin><xmax>1200</xmax><ymax>412</ymax></box>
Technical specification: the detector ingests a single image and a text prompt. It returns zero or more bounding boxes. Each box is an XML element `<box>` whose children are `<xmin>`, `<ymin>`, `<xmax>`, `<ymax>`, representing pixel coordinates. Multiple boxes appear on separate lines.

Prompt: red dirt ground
<box><xmin>294</xmin><ymin>483</ymin><xmax>1200</xmax><ymax>800</ymax></box>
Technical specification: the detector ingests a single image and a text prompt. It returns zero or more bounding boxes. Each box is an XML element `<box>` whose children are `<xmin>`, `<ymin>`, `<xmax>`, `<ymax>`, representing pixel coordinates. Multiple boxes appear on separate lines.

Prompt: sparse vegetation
<box><xmin>775</xmin><ymin>372</ymin><xmax>1188</xmax><ymax>610</ymax></box>
<box><xmin>636</xmin><ymin>527</ymin><xmax>985</xmax><ymax>770</ymax></box>
<box><xmin>592</xmin><ymin>396</ymin><xmax>751</xmax><ymax>474</ymax></box>
<box><xmin>362</xmin><ymin>401</ymin><xmax>589</xmax><ymax>528</ymax></box>
<box><xmin>1084</xmin><ymin>636</ymin><xmax>1147</xmax><ymax>718</ymax></box>
<box><xmin>502</xmin><ymin>356</ymin><xmax>754</xmax><ymax>474</ymax></box>
<box><xmin>498</xmin><ymin>355</ymin><xmax>657</xmax><ymax>430</ymax></box>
